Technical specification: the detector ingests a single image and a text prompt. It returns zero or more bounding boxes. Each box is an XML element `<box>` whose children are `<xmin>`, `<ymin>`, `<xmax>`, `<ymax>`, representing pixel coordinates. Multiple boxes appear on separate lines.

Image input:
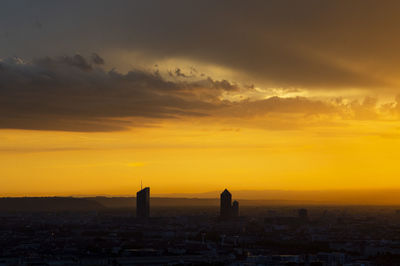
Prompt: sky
<box><xmin>2</xmin><ymin>0</ymin><xmax>400</xmax><ymax>198</ymax></box>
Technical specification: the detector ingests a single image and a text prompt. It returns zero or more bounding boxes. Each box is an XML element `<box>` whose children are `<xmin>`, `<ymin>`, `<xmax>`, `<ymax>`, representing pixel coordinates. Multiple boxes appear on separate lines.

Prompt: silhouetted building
<box><xmin>220</xmin><ymin>189</ymin><xmax>232</xmax><ymax>219</ymax></box>
<box><xmin>232</xmin><ymin>200</ymin><xmax>239</xmax><ymax>217</ymax></box>
<box><xmin>137</xmin><ymin>187</ymin><xmax>150</xmax><ymax>218</ymax></box>
<box><xmin>298</xmin><ymin>208</ymin><xmax>308</xmax><ymax>221</ymax></box>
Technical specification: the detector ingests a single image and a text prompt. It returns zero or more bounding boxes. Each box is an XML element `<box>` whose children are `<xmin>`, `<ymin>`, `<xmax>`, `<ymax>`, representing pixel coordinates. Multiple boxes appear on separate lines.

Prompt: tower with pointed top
<box><xmin>220</xmin><ymin>189</ymin><xmax>232</xmax><ymax>219</ymax></box>
<box><xmin>136</xmin><ymin>187</ymin><xmax>150</xmax><ymax>218</ymax></box>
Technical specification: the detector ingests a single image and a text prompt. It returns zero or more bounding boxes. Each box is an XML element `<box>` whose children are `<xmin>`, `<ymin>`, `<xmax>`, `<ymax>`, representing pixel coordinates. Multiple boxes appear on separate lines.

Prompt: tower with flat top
<box><xmin>232</xmin><ymin>200</ymin><xmax>239</xmax><ymax>217</ymax></box>
<box><xmin>136</xmin><ymin>186</ymin><xmax>150</xmax><ymax>218</ymax></box>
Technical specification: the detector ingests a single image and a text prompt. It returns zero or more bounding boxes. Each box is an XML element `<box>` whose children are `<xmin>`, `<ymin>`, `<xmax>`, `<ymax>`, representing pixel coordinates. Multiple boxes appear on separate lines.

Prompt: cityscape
<box><xmin>0</xmin><ymin>189</ymin><xmax>400</xmax><ymax>265</ymax></box>
<box><xmin>3</xmin><ymin>0</ymin><xmax>400</xmax><ymax>265</ymax></box>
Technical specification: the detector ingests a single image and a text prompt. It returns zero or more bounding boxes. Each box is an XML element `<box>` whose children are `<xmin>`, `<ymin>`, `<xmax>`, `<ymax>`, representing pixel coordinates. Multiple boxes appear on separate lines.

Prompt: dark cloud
<box><xmin>1</xmin><ymin>54</ymin><xmax>397</xmax><ymax>132</ymax></box>
<box><xmin>216</xmin><ymin>96</ymin><xmax>336</xmax><ymax>122</ymax></box>
<box><xmin>192</xmin><ymin>78</ymin><xmax>239</xmax><ymax>92</ymax></box>
<box><xmin>174</xmin><ymin>68</ymin><xmax>188</xmax><ymax>78</ymax></box>
<box><xmin>91</xmin><ymin>53</ymin><xmax>104</xmax><ymax>65</ymax></box>
<box><xmin>1</xmin><ymin>1</ymin><xmax>400</xmax><ymax>89</ymax></box>
<box><xmin>0</xmin><ymin>55</ymin><xmax>232</xmax><ymax>131</ymax></box>
<box><xmin>35</xmin><ymin>54</ymin><xmax>93</xmax><ymax>71</ymax></box>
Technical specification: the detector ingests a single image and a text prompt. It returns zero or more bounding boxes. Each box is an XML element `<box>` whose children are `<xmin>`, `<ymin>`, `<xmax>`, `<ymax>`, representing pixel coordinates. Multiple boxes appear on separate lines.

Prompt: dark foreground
<box><xmin>1</xmin><ymin>203</ymin><xmax>400</xmax><ymax>265</ymax></box>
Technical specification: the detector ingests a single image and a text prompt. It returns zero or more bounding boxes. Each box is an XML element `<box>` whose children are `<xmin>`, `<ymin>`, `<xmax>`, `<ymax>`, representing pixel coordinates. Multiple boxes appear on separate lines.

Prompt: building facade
<box><xmin>137</xmin><ymin>187</ymin><xmax>150</xmax><ymax>218</ymax></box>
<box><xmin>220</xmin><ymin>189</ymin><xmax>232</xmax><ymax>219</ymax></box>
<box><xmin>232</xmin><ymin>200</ymin><xmax>239</xmax><ymax>217</ymax></box>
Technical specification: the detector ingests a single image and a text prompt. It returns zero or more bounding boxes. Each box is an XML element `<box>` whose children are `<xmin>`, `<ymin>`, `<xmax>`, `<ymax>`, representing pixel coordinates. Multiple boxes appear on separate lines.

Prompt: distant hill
<box><xmin>154</xmin><ymin>189</ymin><xmax>400</xmax><ymax>205</ymax></box>
<box><xmin>88</xmin><ymin>196</ymin><xmax>313</xmax><ymax>208</ymax></box>
<box><xmin>87</xmin><ymin>196</ymin><xmax>136</xmax><ymax>209</ymax></box>
<box><xmin>89</xmin><ymin>197</ymin><xmax>219</xmax><ymax>208</ymax></box>
<box><xmin>0</xmin><ymin>196</ymin><xmax>321</xmax><ymax>212</ymax></box>
<box><xmin>3</xmin><ymin>189</ymin><xmax>400</xmax><ymax>212</ymax></box>
<box><xmin>0</xmin><ymin>197</ymin><xmax>104</xmax><ymax>212</ymax></box>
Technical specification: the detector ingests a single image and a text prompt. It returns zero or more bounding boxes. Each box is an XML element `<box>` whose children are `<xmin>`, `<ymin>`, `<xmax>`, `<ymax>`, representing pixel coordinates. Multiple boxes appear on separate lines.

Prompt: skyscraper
<box><xmin>220</xmin><ymin>189</ymin><xmax>232</xmax><ymax>219</ymax></box>
<box><xmin>136</xmin><ymin>187</ymin><xmax>150</xmax><ymax>218</ymax></box>
<box><xmin>298</xmin><ymin>208</ymin><xmax>308</xmax><ymax>221</ymax></box>
<box><xmin>232</xmin><ymin>200</ymin><xmax>239</xmax><ymax>217</ymax></box>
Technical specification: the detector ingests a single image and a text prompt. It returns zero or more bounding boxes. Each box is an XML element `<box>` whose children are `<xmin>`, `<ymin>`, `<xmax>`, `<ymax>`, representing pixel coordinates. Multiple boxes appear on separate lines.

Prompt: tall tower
<box><xmin>136</xmin><ymin>187</ymin><xmax>150</xmax><ymax>218</ymax></box>
<box><xmin>232</xmin><ymin>200</ymin><xmax>239</xmax><ymax>217</ymax></box>
<box><xmin>220</xmin><ymin>189</ymin><xmax>232</xmax><ymax>219</ymax></box>
<box><xmin>298</xmin><ymin>208</ymin><xmax>308</xmax><ymax>221</ymax></box>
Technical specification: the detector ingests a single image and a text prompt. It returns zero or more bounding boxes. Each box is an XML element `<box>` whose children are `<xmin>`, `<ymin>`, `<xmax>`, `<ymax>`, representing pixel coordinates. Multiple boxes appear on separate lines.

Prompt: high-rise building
<box><xmin>220</xmin><ymin>189</ymin><xmax>232</xmax><ymax>219</ymax></box>
<box><xmin>136</xmin><ymin>187</ymin><xmax>150</xmax><ymax>218</ymax></box>
<box><xmin>298</xmin><ymin>208</ymin><xmax>308</xmax><ymax>221</ymax></box>
<box><xmin>232</xmin><ymin>200</ymin><xmax>239</xmax><ymax>217</ymax></box>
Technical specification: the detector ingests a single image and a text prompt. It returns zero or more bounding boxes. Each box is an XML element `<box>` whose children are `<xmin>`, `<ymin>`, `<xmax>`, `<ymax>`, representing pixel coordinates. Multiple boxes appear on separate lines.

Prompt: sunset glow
<box><xmin>2</xmin><ymin>1</ymin><xmax>400</xmax><ymax>203</ymax></box>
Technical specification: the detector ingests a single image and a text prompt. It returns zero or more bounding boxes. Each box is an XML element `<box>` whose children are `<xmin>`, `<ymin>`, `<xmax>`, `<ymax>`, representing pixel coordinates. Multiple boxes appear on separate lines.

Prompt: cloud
<box><xmin>2</xmin><ymin>54</ymin><xmax>400</xmax><ymax>132</ymax></box>
<box><xmin>28</xmin><ymin>55</ymin><xmax>95</xmax><ymax>72</ymax></box>
<box><xmin>0</xmin><ymin>55</ymin><xmax>232</xmax><ymax>131</ymax></box>
<box><xmin>222</xmin><ymin>96</ymin><xmax>335</xmax><ymax>117</ymax></box>
<box><xmin>91</xmin><ymin>53</ymin><xmax>104</xmax><ymax>65</ymax></box>
<box><xmin>2</xmin><ymin>1</ymin><xmax>400</xmax><ymax>90</ymax></box>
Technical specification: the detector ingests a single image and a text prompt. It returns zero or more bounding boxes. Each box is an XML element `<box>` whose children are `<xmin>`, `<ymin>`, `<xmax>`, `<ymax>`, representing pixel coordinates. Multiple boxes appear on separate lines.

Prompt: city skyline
<box><xmin>4</xmin><ymin>2</ymin><xmax>400</xmax><ymax>265</ymax></box>
<box><xmin>135</xmin><ymin>188</ymin><xmax>240</xmax><ymax>218</ymax></box>
<box><xmin>2</xmin><ymin>1</ymin><xmax>400</xmax><ymax>202</ymax></box>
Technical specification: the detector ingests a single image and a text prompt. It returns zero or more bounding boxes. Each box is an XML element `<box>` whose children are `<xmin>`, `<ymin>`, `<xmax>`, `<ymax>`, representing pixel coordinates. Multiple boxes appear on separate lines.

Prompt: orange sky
<box><xmin>2</xmin><ymin>115</ymin><xmax>400</xmax><ymax>196</ymax></box>
<box><xmin>3</xmin><ymin>1</ymin><xmax>400</xmax><ymax>199</ymax></box>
